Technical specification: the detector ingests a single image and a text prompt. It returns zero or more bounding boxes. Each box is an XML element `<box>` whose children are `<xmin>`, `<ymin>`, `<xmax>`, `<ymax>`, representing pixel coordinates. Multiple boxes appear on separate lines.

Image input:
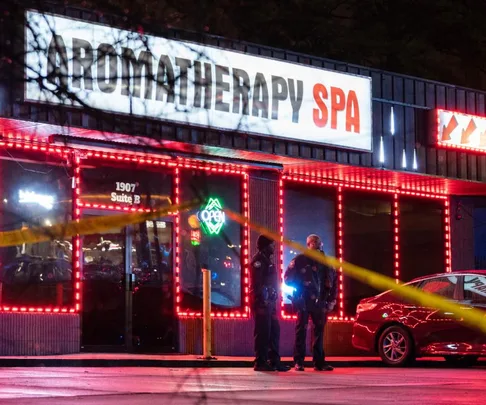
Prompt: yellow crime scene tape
<box><xmin>0</xmin><ymin>199</ymin><xmax>199</xmax><ymax>248</ymax></box>
<box><xmin>224</xmin><ymin>208</ymin><xmax>486</xmax><ymax>334</ymax></box>
<box><xmin>1</xmin><ymin>196</ymin><xmax>484</xmax><ymax>334</ymax></box>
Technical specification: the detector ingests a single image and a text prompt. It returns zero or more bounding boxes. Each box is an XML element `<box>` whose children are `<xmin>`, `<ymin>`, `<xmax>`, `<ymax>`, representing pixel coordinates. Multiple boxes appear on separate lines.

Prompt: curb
<box><xmin>0</xmin><ymin>359</ymin><xmax>379</xmax><ymax>368</ymax></box>
<box><xmin>1</xmin><ymin>358</ymin><xmax>482</xmax><ymax>368</ymax></box>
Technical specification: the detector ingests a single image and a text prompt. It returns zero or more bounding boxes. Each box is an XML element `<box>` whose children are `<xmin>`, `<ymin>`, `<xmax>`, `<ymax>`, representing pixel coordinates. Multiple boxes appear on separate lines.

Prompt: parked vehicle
<box><xmin>352</xmin><ymin>270</ymin><xmax>486</xmax><ymax>367</ymax></box>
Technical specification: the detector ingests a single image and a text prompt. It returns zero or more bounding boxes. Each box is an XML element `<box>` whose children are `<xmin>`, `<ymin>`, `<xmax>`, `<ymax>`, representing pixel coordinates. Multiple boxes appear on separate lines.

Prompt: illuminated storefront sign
<box><xmin>190</xmin><ymin>229</ymin><xmax>201</xmax><ymax>246</ymax></box>
<box><xmin>437</xmin><ymin>109</ymin><xmax>486</xmax><ymax>153</ymax></box>
<box><xmin>18</xmin><ymin>189</ymin><xmax>55</xmax><ymax>210</ymax></box>
<box><xmin>25</xmin><ymin>10</ymin><xmax>372</xmax><ymax>151</ymax></box>
<box><xmin>197</xmin><ymin>198</ymin><xmax>225</xmax><ymax>235</ymax></box>
<box><xmin>111</xmin><ymin>181</ymin><xmax>141</xmax><ymax>205</ymax></box>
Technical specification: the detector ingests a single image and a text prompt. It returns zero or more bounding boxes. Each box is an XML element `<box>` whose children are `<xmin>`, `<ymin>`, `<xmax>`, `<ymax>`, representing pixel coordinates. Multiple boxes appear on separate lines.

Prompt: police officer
<box><xmin>284</xmin><ymin>234</ymin><xmax>337</xmax><ymax>371</ymax></box>
<box><xmin>251</xmin><ymin>234</ymin><xmax>290</xmax><ymax>372</ymax></box>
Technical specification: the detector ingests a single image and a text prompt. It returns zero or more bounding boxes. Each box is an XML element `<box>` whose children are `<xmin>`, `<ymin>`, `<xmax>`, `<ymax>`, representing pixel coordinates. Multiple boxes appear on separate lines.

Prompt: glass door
<box><xmin>131</xmin><ymin>220</ymin><xmax>175</xmax><ymax>352</ymax></box>
<box><xmin>81</xmin><ymin>212</ymin><xmax>175</xmax><ymax>352</ymax></box>
<box><xmin>81</xmin><ymin>223</ymin><xmax>126</xmax><ymax>348</ymax></box>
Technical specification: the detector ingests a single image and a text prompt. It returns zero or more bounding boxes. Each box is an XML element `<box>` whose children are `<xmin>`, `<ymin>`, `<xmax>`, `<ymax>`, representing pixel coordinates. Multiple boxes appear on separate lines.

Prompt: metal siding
<box><xmin>393</xmin><ymin>76</ymin><xmax>404</xmax><ymax>103</ymax></box>
<box><xmin>459</xmin><ymin>153</ymin><xmax>468</xmax><ymax>180</ymax></box>
<box><xmin>372</xmin><ymin>101</ymin><xmax>383</xmax><ymax>167</ymax></box>
<box><xmin>426</xmin><ymin>147</ymin><xmax>438</xmax><ymax>176</ymax></box>
<box><xmin>393</xmin><ymin>105</ymin><xmax>405</xmax><ymax>170</ymax></box>
<box><xmin>349</xmin><ymin>151</ymin><xmax>360</xmax><ymax>166</ymax></box>
<box><xmin>470</xmin><ymin>155</ymin><xmax>478</xmax><ymax>181</ymax></box>
<box><xmin>437</xmin><ymin>149</ymin><xmax>447</xmax><ymax>177</ymax></box>
<box><xmin>467</xmin><ymin>91</ymin><xmax>477</xmax><ymax>113</ymax></box>
<box><xmin>425</xmin><ymin>82</ymin><xmax>436</xmax><ymax>108</ymax></box>
<box><xmin>414</xmin><ymin>80</ymin><xmax>426</xmax><ymax>107</ymax></box>
<box><xmin>437</xmin><ymin>85</ymin><xmax>447</xmax><ymax>108</ymax></box>
<box><xmin>404</xmin><ymin>107</ymin><xmax>415</xmax><ymax>169</ymax></box>
<box><xmin>479</xmin><ymin>154</ymin><xmax>486</xmax><ymax>182</ymax></box>
<box><xmin>312</xmin><ymin>146</ymin><xmax>324</xmax><ymax>160</ymax></box>
<box><xmin>359</xmin><ymin>68</ymin><xmax>371</xmax><ymax>78</ymax></box>
<box><xmin>249</xmin><ymin>172</ymin><xmax>279</xmax><ymax>262</ymax></box>
<box><xmin>325</xmin><ymin>148</ymin><xmax>337</xmax><ymax>163</ymax></box>
<box><xmin>371</xmin><ymin>71</ymin><xmax>382</xmax><ymax>98</ymax></box>
<box><xmin>359</xmin><ymin>149</ymin><xmax>372</xmax><ymax>168</ymax></box>
<box><xmin>446</xmin><ymin>87</ymin><xmax>457</xmax><ymax>110</ymax></box>
<box><xmin>477</xmin><ymin>95</ymin><xmax>486</xmax><ymax>181</ymax></box>
<box><xmin>286</xmin><ymin>53</ymin><xmax>298</xmax><ymax>62</ymax></box>
<box><xmin>337</xmin><ymin>150</ymin><xmax>349</xmax><ymax>165</ymax></box>
<box><xmin>467</xmin><ymin>91</ymin><xmax>478</xmax><ymax>181</ymax></box>
<box><xmin>457</xmin><ymin>89</ymin><xmax>466</xmax><ymax>112</ymax></box>
<box><xmin>0</xmin><ymin>314</ymin><xmax>79</xmax><ymax>355</ymax></box>
<box><xmin>247</xmin><ymin>136</ymin><xmax>260</xmax><ymax>151</ymax></box>
<box><xmin>447</xmin><ymin>149</ymin><xmax>458</xmax><ymax>179</ymax></box>
<box><xmin>404</xmin><ymin>79</ymin><xmax>414</xmax><ymax>104</ymax></box>
<box><xmin>300</xmin><ymin>145</ymin><xmax>311</xmax><ymax>159</ymax></box>
<box><xmin>382</xmin><ymin>74</ymin><xmax>393</xmax><ymax>99</ymax></box>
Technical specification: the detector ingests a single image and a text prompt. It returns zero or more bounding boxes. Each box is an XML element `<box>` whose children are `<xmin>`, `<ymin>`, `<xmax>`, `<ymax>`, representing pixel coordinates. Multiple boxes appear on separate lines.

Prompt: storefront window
<box><xmin>0</xmin><ymin>151</ymin><xmax>73</xmax><ymax>307</ymax></box>
<box><xmin>282</xmin><ymin>182</ymin><xmax>336</xmax><ymax>314</ymax></box>
<box><xmin>80</xmin><ymin>160</ymin><xmax>173</xmax><ymax>209</ymax></box>
<box><xmin>400</xmin><ymin>197</ymin><xmax>445</xmax><ymax>281</ymax></box>
<box><xmin>343</xmin><ymin>191</ymin><xmax>393</xmax><ymax>315</ymax></box>
<box><xmin>179</xmin><ymin>170</ymin><xmax>242</xmax><ymax>311</ymax></box>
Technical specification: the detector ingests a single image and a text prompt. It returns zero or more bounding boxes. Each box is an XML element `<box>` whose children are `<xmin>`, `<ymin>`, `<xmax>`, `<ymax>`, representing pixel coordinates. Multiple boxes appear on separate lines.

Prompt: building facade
<box><xmin>0</xmin><ymin>5</ymin><xmax>485</xmax><ymax>356</ymax></box>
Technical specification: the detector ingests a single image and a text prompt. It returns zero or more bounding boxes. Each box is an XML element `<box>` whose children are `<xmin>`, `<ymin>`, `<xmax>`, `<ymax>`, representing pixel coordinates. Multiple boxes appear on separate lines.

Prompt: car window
<box><xmin>464</xmin><ymin>275</ymin><xmax>486</xmax><ymax>304</ymax></box>
<box><xmin>387</xmin><ymin>280</ymin><xmax>423</xmax><ymax>303</ymax></box>
<box><xmin>419</xmin><ymin>276</ymin><xmax>458</xmax><ymax>299</ymax></box>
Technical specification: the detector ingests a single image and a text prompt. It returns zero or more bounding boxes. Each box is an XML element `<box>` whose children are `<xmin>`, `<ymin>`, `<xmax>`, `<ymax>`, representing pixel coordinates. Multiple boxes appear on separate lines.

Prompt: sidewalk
<box><xmin>1</xmin><ymin>353</ymin><xmax>483</xmax><ymax>367</ymax></box>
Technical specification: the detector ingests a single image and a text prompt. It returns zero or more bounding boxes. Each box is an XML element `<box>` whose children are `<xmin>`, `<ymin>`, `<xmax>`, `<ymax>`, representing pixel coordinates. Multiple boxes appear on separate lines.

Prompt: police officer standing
<box><xmin>284</xmin><ymin>234</ymin><xmax>337</xmax><ymax>371</ymax></box>
<box><xmin>251</xmin><ymin>234</ymin><xmax>290</xmax><ymax>372</ymax></box>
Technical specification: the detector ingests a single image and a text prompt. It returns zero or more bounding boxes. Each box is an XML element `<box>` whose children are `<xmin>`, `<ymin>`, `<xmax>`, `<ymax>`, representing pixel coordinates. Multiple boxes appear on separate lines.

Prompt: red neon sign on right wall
<box><xmin>437</xmin><ymin>109</ymin><xmax>486</xmax><ymax>153</ymax></box>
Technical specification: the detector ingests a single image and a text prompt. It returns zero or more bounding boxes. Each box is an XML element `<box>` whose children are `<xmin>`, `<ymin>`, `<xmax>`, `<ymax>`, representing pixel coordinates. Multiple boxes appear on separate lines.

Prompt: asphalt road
<box><xmin>0</xmin><ymin>365</ymin><xmax>484</xmax><ymax>404</ymax></box>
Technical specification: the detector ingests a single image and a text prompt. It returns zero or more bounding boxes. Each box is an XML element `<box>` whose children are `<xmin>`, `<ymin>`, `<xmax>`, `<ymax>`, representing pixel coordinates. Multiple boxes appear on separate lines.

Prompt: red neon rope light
<box><xmin>77</xmin><ymin>202</ymin><xmax>153</xmax><ymax>213</ymax></box>
<box><xmin>77</xmin><ymin>152</ymin><xmax>249</xmax><ymax>319</ymax></box>
<box><xmin>279</xmin><ymin>178</ymin><xmax>344</xmax><ymax>321</ymax></box>
<box><xmin>337</xmin><ymin>186</ymin><xmax>344</xmax><ymax>320</ymax></box>
<box><xmin>281</xmin><ymin>174</ymin><xmax>449</xmax><ymax>321</ymax></box>
<box><xmin>242</xmin><ymin>172</ymin><xmax>250</xmax><ymax>317</ymax></box>
<box><xmin>175</xmin><ymin>167</ymin><xmax>181</xmax><ymax>315</ymax></box>
<box><xmin>278</xmin><ymin>177</ymin><xmax>294</xmax><ymax>319</ymax></box>
<box><xmin>0</xmin><ymin>142</ymin><xmax>75</xmax><ymax>314</ymax></box>
<box><xmin>0</xmin><ymin>138</ymin><xmax>452</xmax><ymax>320</ymax></box>
<box><xmin>73</xmin><ymin>153</ymin><xmax>82</xmax><ymax>312</ymax></box>
<box><xmin>444</xmin><ymin>199</ymin><xmax>452</xmax><ymax>273</ymax></box>
<box><xmin>175</xmin><ymin>167</ymin><xmax>249</xmax><ymax>319</ymax></box>
<box><xmin>394</xmin><ymin>193</ymin><xmax>400</xmax><ymax>284</ymax></box>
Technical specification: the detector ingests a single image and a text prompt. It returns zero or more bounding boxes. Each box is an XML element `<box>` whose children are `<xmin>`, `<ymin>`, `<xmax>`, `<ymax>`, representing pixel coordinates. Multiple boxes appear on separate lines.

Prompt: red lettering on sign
<box><xmin>312</xmin><ymin>84</ymin><xmax>361</xmax><ymax>133</ymax></box>
<box><xmin>346</xmin><ymin>90</ymin><xmax>360</xmax><ymax>133</ymax></box>
<box><xmin>312</xmin><ymin>83</ymin><xmax>328</xmax><ymax>128</ymax></box>
<box><xmin>330</xmin><ymin>87</ymin><xmax>345</xmax><ymax>129</ymax></box>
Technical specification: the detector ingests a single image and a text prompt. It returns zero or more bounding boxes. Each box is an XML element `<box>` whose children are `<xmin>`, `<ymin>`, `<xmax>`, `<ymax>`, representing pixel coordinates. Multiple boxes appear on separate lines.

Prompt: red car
<box><xmin>352</xmin><ymin>270</ymin><xmax>486</xmax><ymax>367</ymax></box>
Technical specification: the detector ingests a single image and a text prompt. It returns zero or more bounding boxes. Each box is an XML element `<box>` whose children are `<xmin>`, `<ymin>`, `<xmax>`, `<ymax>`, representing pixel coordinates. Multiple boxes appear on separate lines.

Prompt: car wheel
<box><xmin>378</xmin><ymin>325</ymin><xmax>415</xmax><ymax>366</ymax></box>
<box><xmin>444</xmin><ymin>355</ymin><xmax>479</xmax><ymax>367</ymax></box>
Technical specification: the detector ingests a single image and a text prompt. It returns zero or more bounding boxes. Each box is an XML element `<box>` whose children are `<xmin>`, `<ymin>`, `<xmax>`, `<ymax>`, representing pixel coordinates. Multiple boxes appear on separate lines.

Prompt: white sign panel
<box><xmin>437</xmin><ymin>109</ymin><xmax>486</xmax><ymax>153</ymax></box>
<box><xmin>25</xmin><ymin>10</ymin><xmax>372</xmax><ymax>151</ymax></box>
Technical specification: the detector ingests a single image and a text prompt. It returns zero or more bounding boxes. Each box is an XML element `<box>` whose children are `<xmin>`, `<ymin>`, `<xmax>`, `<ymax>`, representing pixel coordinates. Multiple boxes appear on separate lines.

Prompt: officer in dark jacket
<box><xmin>251</xmin><ymin>234</ymin><xmax>290</xmax><ymax>372</ymax></box>
<box><xmin>284</xmin><ymin>234</ymin><xmax>337</xmax><ymax>371</ymax></box>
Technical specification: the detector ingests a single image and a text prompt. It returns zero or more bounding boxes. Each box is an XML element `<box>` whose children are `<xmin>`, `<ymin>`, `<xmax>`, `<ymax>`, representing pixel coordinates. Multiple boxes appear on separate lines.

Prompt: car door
<box><xmin>406</xmin><ymin>275</ymin><xmax>464</xmax><ymax>354</ymax></box>
<box><xmin>456</xmin><ymin>274</ymin><xmax>486</xmax><ymax>351</ymax></box>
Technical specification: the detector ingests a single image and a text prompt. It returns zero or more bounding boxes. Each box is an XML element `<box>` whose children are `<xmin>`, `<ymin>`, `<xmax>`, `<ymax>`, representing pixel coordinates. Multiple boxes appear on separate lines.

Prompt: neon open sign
<box><xmin>197</xmin><ymin>197</ymin><xmax>225</xmax><ymax>235</ymax></box>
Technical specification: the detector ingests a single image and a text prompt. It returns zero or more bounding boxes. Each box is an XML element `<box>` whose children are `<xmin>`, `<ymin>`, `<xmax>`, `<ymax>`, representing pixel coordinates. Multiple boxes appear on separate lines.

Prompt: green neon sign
<box><xmin>197</xmin><ymin>197</ymin><xmax>225</xmax><ymax>235</ymax></box>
